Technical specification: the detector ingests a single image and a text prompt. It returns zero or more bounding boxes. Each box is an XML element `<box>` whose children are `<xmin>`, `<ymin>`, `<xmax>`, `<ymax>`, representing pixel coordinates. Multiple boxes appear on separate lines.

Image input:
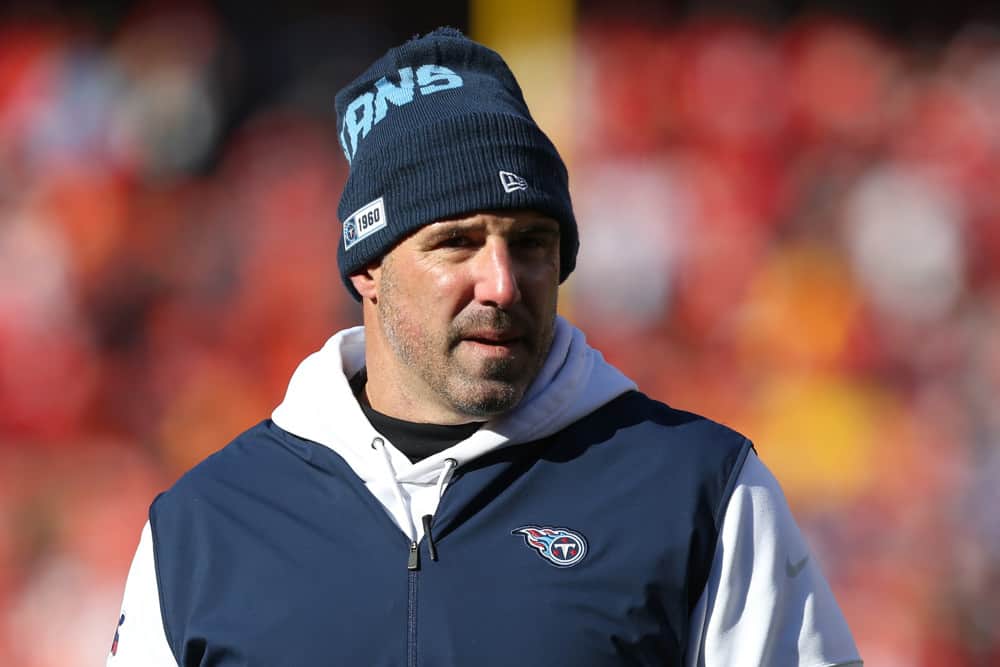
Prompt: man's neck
<box><xmin>351</xmin><ymin>369</ymin><xmax>483</xmax><ymax>462</ymax></box>
<box><xmin>362</xmin><ymin>358</ymin><xmax>477</xmax><ymax>426</ymax></box>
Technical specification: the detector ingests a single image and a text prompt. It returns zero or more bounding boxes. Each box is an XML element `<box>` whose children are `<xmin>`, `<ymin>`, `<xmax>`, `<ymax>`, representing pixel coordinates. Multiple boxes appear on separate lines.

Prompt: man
<box><xmin>109</xmin><ymin>28</ymin><xmax>862</xmax><ymax>666</ymax></box>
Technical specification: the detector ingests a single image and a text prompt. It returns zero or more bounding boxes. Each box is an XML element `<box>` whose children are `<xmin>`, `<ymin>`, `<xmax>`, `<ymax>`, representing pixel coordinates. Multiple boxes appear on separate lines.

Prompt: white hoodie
<box><xmin>108</xmin><ymin>317</ymin><xmax>862</xmax><ymax>666</ymax></box>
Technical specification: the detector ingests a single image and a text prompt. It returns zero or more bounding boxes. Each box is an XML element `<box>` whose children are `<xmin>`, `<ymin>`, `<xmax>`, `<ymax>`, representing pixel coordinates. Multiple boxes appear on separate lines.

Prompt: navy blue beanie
<box><xmin>334</xmin><ymin>27</ymin><xmax>578</xmax><ymax>300</ymax></box>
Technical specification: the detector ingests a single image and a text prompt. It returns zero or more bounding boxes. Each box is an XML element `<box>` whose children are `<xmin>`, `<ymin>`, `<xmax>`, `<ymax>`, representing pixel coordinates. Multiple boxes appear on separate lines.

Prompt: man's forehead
<box><xmin>426</xmin><ymin>210</ymin><xmax>560</xmax><ymax>233</ymax></box>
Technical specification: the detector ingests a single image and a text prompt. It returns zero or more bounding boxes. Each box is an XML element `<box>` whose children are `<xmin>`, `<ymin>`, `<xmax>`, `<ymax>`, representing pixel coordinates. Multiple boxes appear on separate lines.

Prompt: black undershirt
<box><xmin>351</xmin><ymin>370</ymin><xmax>483</xmax><ymax>463</ymax></box>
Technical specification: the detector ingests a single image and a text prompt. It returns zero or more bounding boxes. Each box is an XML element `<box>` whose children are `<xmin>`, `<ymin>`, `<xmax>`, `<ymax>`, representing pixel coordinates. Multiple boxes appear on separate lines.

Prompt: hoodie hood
<box><xmin>272</xmin><ymin>316</ymin><xmax>636</xmax><ymax>541</ymax></box>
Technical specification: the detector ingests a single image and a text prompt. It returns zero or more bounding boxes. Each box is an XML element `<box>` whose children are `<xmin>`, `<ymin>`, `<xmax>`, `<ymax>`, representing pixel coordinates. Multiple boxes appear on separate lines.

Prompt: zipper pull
<box><xmin>407</xmin><ymin>540</ymin><xmax>420</xmax><ymax>571</ymax></box>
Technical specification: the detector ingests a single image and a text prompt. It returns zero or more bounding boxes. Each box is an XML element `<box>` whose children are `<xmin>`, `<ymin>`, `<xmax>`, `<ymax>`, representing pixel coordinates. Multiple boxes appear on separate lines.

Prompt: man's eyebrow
<box><xmin>512</xmin><ymin>223</ymin><xmax>559</xmax><ymax>235</ymax></box>
<box><xmin>421</xmin><ymin>223</ymin><xmax>480</xmax><ymax>240</ymax></box>
<box><xmin>424</xmin><ymin>219</ymin><xmax>558</xmax><ymax>233</ymax></box>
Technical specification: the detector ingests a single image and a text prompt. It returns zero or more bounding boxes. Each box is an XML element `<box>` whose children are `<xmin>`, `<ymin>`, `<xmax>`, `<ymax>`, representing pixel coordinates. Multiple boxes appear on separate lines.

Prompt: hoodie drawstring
<box><xmin>421</xmin><ymin>515</ymin><xmax>437</xmax><ymax>561</ymax></box>
<box><xmin>436</xmin><ymin>458</ymin><xmax>458</xmax><ymax>499</ymax></box>
<box><xmin>372</xmin><ymin>437</ymin><xmax>418</xmax><ymax>544</ymax></box>
<box><xmin>423</xmin><ymin>458</ymin><xmax>458</xmax><ymax>562</ymax></box>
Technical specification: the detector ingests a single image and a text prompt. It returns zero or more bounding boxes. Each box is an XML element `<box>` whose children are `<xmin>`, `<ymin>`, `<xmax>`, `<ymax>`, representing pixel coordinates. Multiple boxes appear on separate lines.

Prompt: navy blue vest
<box><xmin>150</xmin><ymin>391</ymin><xmax>751</xmax><ymax>666</ymax></box>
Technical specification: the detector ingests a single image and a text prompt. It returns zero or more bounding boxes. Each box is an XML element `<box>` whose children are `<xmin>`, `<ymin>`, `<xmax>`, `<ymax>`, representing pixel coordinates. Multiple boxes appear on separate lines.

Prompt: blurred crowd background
<box><xmin>1</xmin><ymin>0</ymin><xmax>999</xmax><ymax>664</ymax></box>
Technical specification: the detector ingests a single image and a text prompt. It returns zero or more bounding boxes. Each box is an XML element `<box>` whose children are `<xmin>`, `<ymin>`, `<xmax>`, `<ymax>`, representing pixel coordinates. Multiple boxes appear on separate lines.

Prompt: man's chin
<box><xmin>447</xmin><ymin>376</ymin><xmax>527</xmax><ymax>419</ymax></box>
<box><xmin>444</xmin><ymin>349</ymin><xmax>545</xmax><ymax>417</ymax></box>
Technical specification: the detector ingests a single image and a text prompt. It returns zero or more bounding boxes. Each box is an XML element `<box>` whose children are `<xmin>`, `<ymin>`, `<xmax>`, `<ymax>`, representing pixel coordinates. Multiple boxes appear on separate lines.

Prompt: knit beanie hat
<box><xmin>334</xmin><ymin>27</ymin><xmax>578</xmax><ymax>300</ymax></box>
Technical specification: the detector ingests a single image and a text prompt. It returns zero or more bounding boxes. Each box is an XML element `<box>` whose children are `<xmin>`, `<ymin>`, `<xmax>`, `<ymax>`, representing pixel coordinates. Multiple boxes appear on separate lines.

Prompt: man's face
<box><xmin>369</xmin><ymin>210</ymin><xmax>560</xmax><ymax>422</ymax></box>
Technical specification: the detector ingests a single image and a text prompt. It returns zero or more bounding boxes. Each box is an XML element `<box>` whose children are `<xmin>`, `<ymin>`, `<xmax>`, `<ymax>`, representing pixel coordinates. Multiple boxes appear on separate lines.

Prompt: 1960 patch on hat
<box><xmin>343</xmin><ymin>197</ymin><xmax>387</xmax><ymax>251</ymax></box>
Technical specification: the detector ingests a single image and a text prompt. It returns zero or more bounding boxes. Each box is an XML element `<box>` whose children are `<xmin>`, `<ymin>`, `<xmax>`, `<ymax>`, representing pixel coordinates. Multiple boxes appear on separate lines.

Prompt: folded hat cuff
<box><xmin>337</xmin><ymin>112</ymin><xmax>578</xmax><ymax>300</ymax></box>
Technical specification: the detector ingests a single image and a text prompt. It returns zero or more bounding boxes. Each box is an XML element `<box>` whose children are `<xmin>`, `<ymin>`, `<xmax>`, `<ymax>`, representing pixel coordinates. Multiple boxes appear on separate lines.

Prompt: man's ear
<box><xmin>349</xmin><ymin>263</ymin><xmax>380</xmax><ymax>302</ymax></box>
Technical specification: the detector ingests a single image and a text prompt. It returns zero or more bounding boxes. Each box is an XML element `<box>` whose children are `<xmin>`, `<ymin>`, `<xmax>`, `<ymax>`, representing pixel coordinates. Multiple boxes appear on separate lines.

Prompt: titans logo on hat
<box><xmin>343</xmin><ymin>218</ymin><xmax>358</xmax><ymax>249</ymax></box>
<box><xmin>512</xmin><ymin>525</ymin><xmax>588</xmax><ymax>567</ymax></box>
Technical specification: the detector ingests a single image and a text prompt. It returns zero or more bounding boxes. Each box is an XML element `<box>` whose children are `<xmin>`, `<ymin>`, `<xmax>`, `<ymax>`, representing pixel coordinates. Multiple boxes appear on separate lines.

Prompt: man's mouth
<box><xmin>461</xmin><ymin>330</ymin><xmax>524</xmax><ymax>345</ymax></box>
<box><xmin>457</xmin><ymin>331</ymin><xmax>529</xmax><ymax>358</ymax></box>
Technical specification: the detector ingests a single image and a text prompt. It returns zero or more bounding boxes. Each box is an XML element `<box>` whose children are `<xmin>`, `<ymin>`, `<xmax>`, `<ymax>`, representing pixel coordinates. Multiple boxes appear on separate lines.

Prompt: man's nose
<box><xmin>473</xmin><ymin>239</ymin><xmax>521</xmax><ymax>308</ymax></box>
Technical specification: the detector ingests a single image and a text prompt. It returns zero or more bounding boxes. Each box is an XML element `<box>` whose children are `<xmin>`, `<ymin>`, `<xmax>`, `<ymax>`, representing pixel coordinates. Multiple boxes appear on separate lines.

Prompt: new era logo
<box><xmin>499</xmin><ymin>171</ymin><xmax>528</xmax><ymax>193</ymax></box>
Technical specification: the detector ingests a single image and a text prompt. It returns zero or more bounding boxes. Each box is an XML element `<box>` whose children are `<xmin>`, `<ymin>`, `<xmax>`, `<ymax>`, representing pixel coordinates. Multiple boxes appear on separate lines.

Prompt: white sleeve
<box><xmin>107</xmin><ymin>520</ymin><xmax>178</xmax><ymax>666</ymax></box>
<box><xmin>686</xmin><ymin>453</ymin><xmax>862</xmax><ymax>667</ymax></box>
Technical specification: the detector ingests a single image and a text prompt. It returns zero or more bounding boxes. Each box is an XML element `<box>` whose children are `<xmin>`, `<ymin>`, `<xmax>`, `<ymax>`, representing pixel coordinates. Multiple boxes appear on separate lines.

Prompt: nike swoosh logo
<box><xmin>785</xmin><ymin>555</ymin><xmax>809</xmax><ymax>578</ymax></box>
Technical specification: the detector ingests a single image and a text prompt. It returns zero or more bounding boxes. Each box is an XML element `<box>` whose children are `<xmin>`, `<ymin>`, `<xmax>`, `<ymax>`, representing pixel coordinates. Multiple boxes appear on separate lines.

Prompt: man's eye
<box><xmin>514</xmin><ymin>235</ymin><xmax>554</xmax><ymax>250</ymax></box>
<box><xmin>439</xmin><ymin>235</ymin><xmax>475</xmax><ymax>248</ymax></box>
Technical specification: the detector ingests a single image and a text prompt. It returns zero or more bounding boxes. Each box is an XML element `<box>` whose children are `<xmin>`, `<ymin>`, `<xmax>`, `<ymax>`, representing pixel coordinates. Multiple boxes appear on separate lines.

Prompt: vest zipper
<box><xmin>403</xmin><ymin>459</ymin><xmax>456</xmax><ymax>666</ymax></box>
<box><xmin>407</xmin><ymin>568</ymin><xmax>418</xmax><ymax>667</ymax></box>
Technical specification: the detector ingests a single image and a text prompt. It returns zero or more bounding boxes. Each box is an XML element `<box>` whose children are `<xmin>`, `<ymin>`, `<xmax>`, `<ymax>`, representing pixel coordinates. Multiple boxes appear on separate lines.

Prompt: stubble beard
<box><xmin>376</xmin><ymin>267</ymin><xmax>555</xmax><ymax>420</ymax></box>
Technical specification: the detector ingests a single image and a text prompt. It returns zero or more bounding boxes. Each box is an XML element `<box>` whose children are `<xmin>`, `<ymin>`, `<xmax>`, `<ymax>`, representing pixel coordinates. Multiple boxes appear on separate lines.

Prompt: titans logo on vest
<box><xmin>340</xmin><ymin>64</ymin><xmax>464</xmax><ymax>162</ymax></box>
<box><xmin>513</xmin><ymin>526</ymin><xmax>588</xmax><ymax>567</ymax></box>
